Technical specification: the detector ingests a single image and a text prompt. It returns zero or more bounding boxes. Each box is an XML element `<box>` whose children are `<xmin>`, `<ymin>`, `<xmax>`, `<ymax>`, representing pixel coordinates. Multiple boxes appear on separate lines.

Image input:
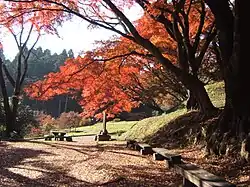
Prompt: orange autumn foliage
<box><xmin>0</xmin><ymin>1</ymin><xmax>68</xmax><ymax>34</ymax></box>
<box><xmin>25</xmin><ymin>51</ymin><xmax>142</xmax><ymax>119</ymax></box>
<box><xmin>23</xmin><ymin>0</ymin><xmax>214</xmax><ymax>118</ymax></box>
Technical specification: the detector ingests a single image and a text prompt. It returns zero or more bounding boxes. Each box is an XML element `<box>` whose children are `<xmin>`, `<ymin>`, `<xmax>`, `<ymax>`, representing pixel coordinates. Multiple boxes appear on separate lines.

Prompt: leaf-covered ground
<box><xmin>0</xmin><ymin>136</ymin><xmax>181</xmax><ymax>187</ymax></box>
<box><xmin>1</xmin><ymin>135</ymin><xmax>249</xmax><ymax>187</ymax></box>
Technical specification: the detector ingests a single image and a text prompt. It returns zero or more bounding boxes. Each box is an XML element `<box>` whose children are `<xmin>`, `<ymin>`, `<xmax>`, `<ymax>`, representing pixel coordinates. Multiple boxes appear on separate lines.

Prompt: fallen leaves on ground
<box><xmin>0</xmin><ymin>137</ymin><xmax>181</xmax><ymax>187</ymax></box>
<box><xmin>169</xmin><ymin>145</ymin><xmax>250</xmax><ymax>186</ymax></box>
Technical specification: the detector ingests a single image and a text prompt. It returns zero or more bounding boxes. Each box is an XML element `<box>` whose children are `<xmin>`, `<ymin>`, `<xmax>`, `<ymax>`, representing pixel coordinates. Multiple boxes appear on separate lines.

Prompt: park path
<box><xmin>0</xmin><ymin>136</ymin><xmax>181</xmax><ymax>187</ymax></box>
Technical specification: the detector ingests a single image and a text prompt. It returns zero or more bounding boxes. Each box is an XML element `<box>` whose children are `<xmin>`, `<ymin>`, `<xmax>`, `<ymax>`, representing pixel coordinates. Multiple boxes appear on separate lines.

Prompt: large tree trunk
<box><xmin>4</xmin><ymin>97</ymin><xmax>19</xmax><ymax>138</ymax></box>
<box><xmin>205</xmin><ymin>0</ymin><xmax>245</xmax><ymax>134</ymax></box>
<box><xmin>0</xmin><ymin>58</ymin><xmax>13</xmax><ymax>138</ymax></box>
<box><xmin>5</xmin><ymin>110</ymin><xmax>14</xmax><ymax>137</ymax></box>
<box><xmin>0</xmin><ymin>58</ymin><xmax>21</xmax><ymax>138</ymax></box>
<box><xmin>219</xmin><ymin>0</ymin><xmax>248</xmax><ymax>138</ymax></box>
<box><xmin>181</xmin><ymin>73</ymin><xmax>216</xmax><ymax>114</ymax></box>
<box><xmin>204</xmin><ymin>0</ymin><xmax>250</xmax><ymax>157</ymax></box>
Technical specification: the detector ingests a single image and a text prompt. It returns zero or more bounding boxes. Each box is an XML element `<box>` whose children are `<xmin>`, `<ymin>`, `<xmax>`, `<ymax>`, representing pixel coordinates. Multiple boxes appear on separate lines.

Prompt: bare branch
<box><xmin>20</xmin><ymin>32</ymin><xmax>41</xmax><ymax>85</ymax></box>
<box><xmin>193</xmin><ymin>0</ymin><xmax>206</xmax><ymax>52</ymax></box>
<box><xmin>2</xmin><ymin>64</ymin><xmax>15</xmax><ymax>87</ymax></box>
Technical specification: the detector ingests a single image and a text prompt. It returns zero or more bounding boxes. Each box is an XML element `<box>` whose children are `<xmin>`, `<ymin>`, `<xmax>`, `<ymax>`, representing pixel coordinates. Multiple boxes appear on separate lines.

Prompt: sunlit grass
<box><xmin>68</xmin><ymin>121</ymin><xmax>137</xmax><ymax>139</ymax></box>
<box><xmin>205</xmin><ymin>81</ymin><xmax>225</xmax><ymax>108</ymax></box>
<box><xmin>120</xmin><ymin>81</ymin><xmax>225</xmax><ymax>141</ymax></box>
<box><xmin>37</xmin><ymin>81</ymin><xmax>225</xmax><ymax>141</ymax></box>
<box><xmin>120</xmin><ymin>109</ymin><xmax>186</xmax><ymax>141</ymax></box>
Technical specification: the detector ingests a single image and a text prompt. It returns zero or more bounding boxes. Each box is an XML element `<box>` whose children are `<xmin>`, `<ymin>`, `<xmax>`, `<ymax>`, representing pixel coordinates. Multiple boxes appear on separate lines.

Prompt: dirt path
<box><xmin>0</xmin><ymin>136</ymin><xmax>181</xmax><ymax>187</ymax></box>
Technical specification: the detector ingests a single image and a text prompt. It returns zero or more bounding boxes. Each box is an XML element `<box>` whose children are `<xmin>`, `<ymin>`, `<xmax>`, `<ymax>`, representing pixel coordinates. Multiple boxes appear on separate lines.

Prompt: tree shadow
<box><xmin>23</xmin><ymin>140</ymin><xmax>146</xmax><ymax>160</ymax></box>
<box><xmin>0</xmin><ymin>140</ymin><xmax>185</xmax><ymax>187</ymax></box>
<box><xmin>181</xmin><ymin>154</ymin><xmax>249</xmax><ymax>186</ymax></box>
<box><xmin>0</xmin><ymin>141</ymin><xmax>8</xmax><ymax>148</ymax></box>
<box><xmin>143</xmin><ymin>110</ymin><xmax>219</xmax><ymax>149</ymax></box>
<box><xmin>0</xmin><ymin>144</ymin><xmax>94</xmax><ymax>186</ymax></box>
<box><xmin>91</xmin><ymin>163</ymin><xmax>182</xmax><ymax>186</ymax></box>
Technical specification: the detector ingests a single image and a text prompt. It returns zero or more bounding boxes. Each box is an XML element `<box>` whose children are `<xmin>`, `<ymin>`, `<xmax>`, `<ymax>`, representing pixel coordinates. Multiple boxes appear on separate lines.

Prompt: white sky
<box><xmin>1</xmin><ymin>6</ymin><xmax>143</xmax><ymax>61</ymax></box>
<box><xmin>2</xmin><ymin>18</ymin><xmax>115</xmax><ymax>60</ymax></box>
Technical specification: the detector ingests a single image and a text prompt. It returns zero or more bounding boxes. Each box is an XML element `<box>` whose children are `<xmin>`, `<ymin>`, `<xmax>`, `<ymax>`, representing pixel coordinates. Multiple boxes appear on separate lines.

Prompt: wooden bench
<box><xmin>55</xmin><ymin>135</ymin><xmax>73</xmax><ymax>141</ymax></box>
<box><xmin>45</xmin><ymin>132</ymin><xmax>72</xmax><ymax>142</ymax></box>
<box><xmin>174</xmin><ymin>163</ymin><xmax>236</xmax><ymax>187</ymax></box>
<box><xmin>136</xmin><ymin>143</ymin><xmax>153</xmax><ymax>155</ymax></box>
<box><xmin>152</xmin><ymin>148</ymin><xmax>181</xmax><ymax>168</ymax></box>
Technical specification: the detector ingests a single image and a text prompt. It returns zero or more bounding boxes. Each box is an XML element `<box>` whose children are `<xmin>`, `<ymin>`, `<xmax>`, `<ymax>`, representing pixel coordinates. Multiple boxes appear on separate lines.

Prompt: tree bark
<box><xmin>186</xmin><ymin>90</ymin><xmax>199</xmax><ymax>111</ymax></box>
<box><xmin>205</xmin><ymin>0</ymin><xmax>248</xmax><ymax>137</ymax></box>
<box><xmin>11</xmin><ymin>95</ymin><xmax>20</xmax><ymax>135</ymax></box>
<box><xmin>204</xmin><ymin>0</ymin><xmax>250</xmax><ymax>157</ymax></box>
<box><xmin>0</xmin><ymin>58</ymin><xmax>14</xmax><ymax>137</ymax></box>
<box><xmin>181</xmin><ymin>73</ymin><xmax>216</xmax><ymax>114</ymax></box>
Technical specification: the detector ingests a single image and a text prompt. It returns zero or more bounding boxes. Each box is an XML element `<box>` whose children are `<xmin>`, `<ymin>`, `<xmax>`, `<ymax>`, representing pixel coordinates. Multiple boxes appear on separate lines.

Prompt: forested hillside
<box><xmin>0</xmin><ymin>47</ymin><xmax>81</xmax><ymax>117</ymax></box>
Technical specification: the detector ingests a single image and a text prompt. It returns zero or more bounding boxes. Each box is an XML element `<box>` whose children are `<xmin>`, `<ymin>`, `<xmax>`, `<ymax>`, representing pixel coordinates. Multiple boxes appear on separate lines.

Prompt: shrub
<box><xmin>55</xmin><ymin>111</ymin><xmax>81</xmax><ymax>130</ymax></box>
<box><xmin>17</xmin><ymin>105</ymin><xmax>38</xmax><ymax>137</ymax></box>
<box><xmin>30</xmin><ymin>127</ymin><xmax>43</xmax><ymax>137</ymax></box>
<box><xmin>35</xmin><ymin>112</ymin><xmax>57</xmax><ymax>133</ymax></box>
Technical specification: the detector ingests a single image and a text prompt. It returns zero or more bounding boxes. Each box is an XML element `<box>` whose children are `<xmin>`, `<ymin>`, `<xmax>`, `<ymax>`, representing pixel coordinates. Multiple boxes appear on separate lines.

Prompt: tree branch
<box><xmin>2</xmin><ymin>64</ymin><xmax>15</xmax><ymax>87</ymax></box>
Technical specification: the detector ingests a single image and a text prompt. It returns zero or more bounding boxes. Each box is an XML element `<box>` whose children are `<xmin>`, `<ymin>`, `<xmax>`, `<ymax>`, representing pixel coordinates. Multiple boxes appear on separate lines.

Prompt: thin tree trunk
<box><xmin>58</xmin><ymin>99</ymin><xmax>61</xmax><ymax>117</ymax></box>
<box><xmin>64</xmin><ymin>95</ymin><xmax>68</xmax><ymax>112</ymax></box>
<box><xmin>185</xmin><ymin>66</ymin><xmax>201</xmax><ymax>111</ymax></box>
<box><xmin>11</xmin><ymin>96</ymin><xmax>19</xmax><ymax>135</ymax></box>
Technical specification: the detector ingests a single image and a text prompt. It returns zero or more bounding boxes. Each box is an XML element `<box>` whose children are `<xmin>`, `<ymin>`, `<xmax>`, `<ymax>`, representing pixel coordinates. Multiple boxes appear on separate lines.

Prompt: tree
<box><xmin>0</xmin><ymin>2</ymin><xmax>62</xmax><ymax>137</ymax></box>
<box><xmin>25</xmin><ymin>52</ymin><xmax>141</xmax><ymax>119</ymax></box>
<box><xmin>136</xmin><ymin>0</ymin><xmax>216</xmax><ymax>110</ymax></box>
<box><xmin>203</xmin><ymin>0</ymin><xmax>248</xmax><ymax>155</ymax></box>
<box><xmin>14</xmin><ymin>46</ymin><xmax>81</xmax><ymax>117</ymax></box>
<box><xmin>0</xmin><ymin>25</ymin><xmax>40</xmax><ymax>137</ymax></box>
<box><xmin>5</xmin><ymin>0</ymin><xmax>216</xmax><ymax>114</ymax></box>
<box><xmin>25</xmin><ymin>33</ymin><xmax>189</xmax><ymax>119</ymax></box>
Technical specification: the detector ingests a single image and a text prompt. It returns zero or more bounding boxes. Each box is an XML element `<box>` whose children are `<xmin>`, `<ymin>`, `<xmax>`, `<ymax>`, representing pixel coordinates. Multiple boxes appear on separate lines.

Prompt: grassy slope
<box><xmin>62</xmin><ymin>81</ymin><xmax>224</xmax><ymax>141</ymax></box>
<box><xmin>120</xmin><ymin>109</ymin><xmax>186</xmax><ymax>141</ymax></box>
<box><xmin>205</xmin><ymin>81</ymin><xmax>225</xmax><ymax>108</ymax></box>
<box><xmin>121</xmin><ymin>81</ymin><xmax>225</xmax><ymax>141</ymax></box>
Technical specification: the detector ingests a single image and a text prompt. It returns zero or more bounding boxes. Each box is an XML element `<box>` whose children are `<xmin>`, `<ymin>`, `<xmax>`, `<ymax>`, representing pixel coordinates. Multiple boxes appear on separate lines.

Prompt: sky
<box><xmin>1</xmin><ymin>5</ymin><xmax>143</xmax><ymax>61</ymax></box>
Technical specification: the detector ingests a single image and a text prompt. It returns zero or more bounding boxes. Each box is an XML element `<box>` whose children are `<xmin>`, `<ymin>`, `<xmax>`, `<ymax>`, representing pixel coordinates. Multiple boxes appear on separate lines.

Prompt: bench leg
<box><xmin>183</xmin><ymin>178</ymin><xmax>196</xmax><ymax>187</ymax></box>
<box><xmin>135</xmin><ymin>144</ymin><xmax>140</xmax><ymax>151</ymax></box>
<box><xmin>45</xmin><ymin>137</ymin><xmax>52</xmax><ymax>141</ymax></box>
<box><xmin>66</xmin><ymin>137</ymin><xmax>72</xmax><ymax>141</ymax></box>
<box><xmin>153</xmin><ymin>153</ymin><xmax>165</xmax><ymax>161</ymax></box>
<box><xmin>140</xmin><ymin>148</ymin><xmax>152</xmax><ymax>155</ymax></box>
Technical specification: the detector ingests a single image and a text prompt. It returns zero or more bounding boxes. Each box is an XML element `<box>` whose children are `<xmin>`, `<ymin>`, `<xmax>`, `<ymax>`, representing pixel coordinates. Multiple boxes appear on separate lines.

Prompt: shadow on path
<box><xmin>0</xmin><ymin>144</ymin><xmax>94</xmax><ymax>187</ymax></box>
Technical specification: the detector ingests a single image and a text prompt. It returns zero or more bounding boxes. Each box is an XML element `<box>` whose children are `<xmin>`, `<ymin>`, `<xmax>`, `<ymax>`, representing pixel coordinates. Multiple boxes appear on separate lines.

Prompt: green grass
<box><xmin>120</xmin><ymin>109</ymin><xmax>186</xmax><ymax>141</ymax></box>
<box><xmin>121</xmin><ymin>81</ymin><xmax>225</xmax><ymax>141</ymax></box>
<box><xmin>205</xmin><ymin>81</ymin><xmax>225</xmax><ymax>108</ymax></box>
<box><xmin>68</xmin><ymin>121</ymin><xmax>137</xmax><ymax>139</ymax></box>
<box><xmin>60</xmin><ymin>81</ymin><xmax>226</xmax><ymax>142</ymax></box>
